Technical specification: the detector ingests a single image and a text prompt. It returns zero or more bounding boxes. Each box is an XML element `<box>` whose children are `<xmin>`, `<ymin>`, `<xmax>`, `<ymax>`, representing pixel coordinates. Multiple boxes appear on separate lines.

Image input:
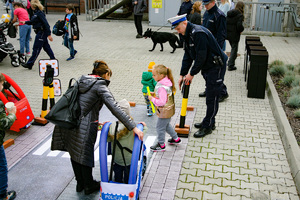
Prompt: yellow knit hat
<box><xmin>148</xmin><ymin>62</ymin><xmax>155</xmax><ymax>72</ymax></box>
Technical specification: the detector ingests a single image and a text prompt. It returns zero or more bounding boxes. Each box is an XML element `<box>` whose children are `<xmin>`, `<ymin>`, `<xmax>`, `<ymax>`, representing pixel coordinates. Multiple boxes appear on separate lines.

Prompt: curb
<box><xmin>266</xmin><ymin>72</ymin><xmax>300</xmax><ymax>193</ymax></box>
<box><xmin>3</xmin><ymin>139</ymin><xmax>14</xmax><ymax>149</ymax></box>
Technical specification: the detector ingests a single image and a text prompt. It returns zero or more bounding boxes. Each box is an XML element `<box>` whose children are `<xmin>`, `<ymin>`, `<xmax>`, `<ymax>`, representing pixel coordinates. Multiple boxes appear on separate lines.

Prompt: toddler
<box><xmin>107</xmin><ymin>99</ymin><xmax>147</xmax><ymax>183</ymax></box>
<box><xmin>148</xmin><ymin>65</ymin><xmax>181</xmax><ymax>151</ymax></box>
<box><xmin>141</xmin><ymin>62</ymin><xmax>157</xmax><ymax>116</ymax></box>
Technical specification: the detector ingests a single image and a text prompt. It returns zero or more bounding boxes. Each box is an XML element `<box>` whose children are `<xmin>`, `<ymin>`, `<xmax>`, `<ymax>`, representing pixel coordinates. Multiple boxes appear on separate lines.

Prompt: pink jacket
<box><xmin>151</xmin><ymin>77</ymin><xmax>173</xmax><ymax>107</ymax></box>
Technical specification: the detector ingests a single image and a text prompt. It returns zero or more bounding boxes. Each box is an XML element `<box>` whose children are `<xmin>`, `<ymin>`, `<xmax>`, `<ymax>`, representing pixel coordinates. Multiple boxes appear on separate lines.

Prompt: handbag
<box><xmin>7</xmin><ymin>24</ymin><xmax>17</xmax><ymax>38</ymax></box>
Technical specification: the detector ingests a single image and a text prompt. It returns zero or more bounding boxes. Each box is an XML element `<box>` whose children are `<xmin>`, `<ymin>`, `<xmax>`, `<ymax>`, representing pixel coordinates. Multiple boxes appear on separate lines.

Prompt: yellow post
<box><xmin>146</xmin><ymin>86</ymin><xmax>156</xmax><ymax>114</ymax></box>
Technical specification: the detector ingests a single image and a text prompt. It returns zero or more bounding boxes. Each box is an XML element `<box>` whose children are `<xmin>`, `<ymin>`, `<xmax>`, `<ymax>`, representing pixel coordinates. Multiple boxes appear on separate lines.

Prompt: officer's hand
<box><xmin>178</xmin><ymin>76</ymin><xmax>184</xmax><ymax>90</ymax></box>
<box><xmin>184</xmin><ymin>74</ymin><xmax>194</xmax><ymax>85</ymax></box>
<box><xmin>73</xmin><ymin>36</ymin><xmax>77</xmax><ymax>40</ymax></box>
<box><xmin>48</xmin><ymin>35</ymin><xmax>53</xmax><ymax>42</ymax></box>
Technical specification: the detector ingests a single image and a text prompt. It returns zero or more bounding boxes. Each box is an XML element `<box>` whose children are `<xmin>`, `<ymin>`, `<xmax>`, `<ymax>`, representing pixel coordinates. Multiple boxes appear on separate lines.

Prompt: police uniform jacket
<box><xmin>25</xmin><ymin>8</ymin><xmax>51</xmax><ymax>36</ymax></box>
<box><xmin>51</xmin><ymin>75</ymin><xmax>136</xmax><ymax>168</ymax></box>
<box><xmin>180</xmin><ymin>22</ymin><xmax>227</xmax><ymax>76</ymax></box>
<box><xmin>178</xmin><ymin>1</ymin><xmax>193</xmax><ymax>18</ymax></box>
<box><xmin>202</xmin><ymin>5</ymin><xmax>227</xmax><ymax>48</ymax></box>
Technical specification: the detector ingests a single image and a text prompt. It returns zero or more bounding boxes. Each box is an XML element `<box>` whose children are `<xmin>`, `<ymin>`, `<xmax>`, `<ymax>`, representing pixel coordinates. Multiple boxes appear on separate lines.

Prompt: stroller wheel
<box><xmin>19</xmin><ymin>54</ymin><xmax>27</xmax><ymax>64</ymax></box>
<box><xmin>11</xmin><ymin>59</ymin><xmax>20</xmax><ymax>67</ymax></box>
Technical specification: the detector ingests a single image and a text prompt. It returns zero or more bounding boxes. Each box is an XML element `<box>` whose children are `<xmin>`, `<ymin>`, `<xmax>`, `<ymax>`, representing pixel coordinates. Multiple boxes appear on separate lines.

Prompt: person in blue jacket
<box><xmin>199</xmin><ymin>0</ymin><xmax>229</xmax><ymax>102</ymax></box>
<box><xmin>178</xmin><ymin>0</ymin><xmax>194</xmax><ymax>19</ymax></box>
<box><xmin>21</xmin><ymin>0</ymin><xmax>55</xmax><ymax>70</ymax></box>
<box><xmin>168</xmin><ymin>14</ymin><xmax>228</xmax><ymax>138</ymax></box>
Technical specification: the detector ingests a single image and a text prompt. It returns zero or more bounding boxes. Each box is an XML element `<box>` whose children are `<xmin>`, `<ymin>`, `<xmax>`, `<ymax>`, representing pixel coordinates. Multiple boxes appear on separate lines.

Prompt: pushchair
<box><xmin>0</xmin><ymin>22</ymin><xmax>26</xmax><ymax>67</ymax></box>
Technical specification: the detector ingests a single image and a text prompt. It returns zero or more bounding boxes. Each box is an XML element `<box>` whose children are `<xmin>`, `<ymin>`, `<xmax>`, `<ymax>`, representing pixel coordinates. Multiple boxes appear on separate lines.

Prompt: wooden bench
<box><xmin>45</xmin><ymin>0</ymin><xmax>81</xmax><ymax>15</ymax></box>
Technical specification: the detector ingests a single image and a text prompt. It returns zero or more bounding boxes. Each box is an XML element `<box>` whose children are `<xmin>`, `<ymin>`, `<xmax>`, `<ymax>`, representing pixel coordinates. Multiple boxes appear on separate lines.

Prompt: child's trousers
<box><xmin>157</xmin><ymin>118</ymin><xmax>178</xmax><ymax>144</ymax></box>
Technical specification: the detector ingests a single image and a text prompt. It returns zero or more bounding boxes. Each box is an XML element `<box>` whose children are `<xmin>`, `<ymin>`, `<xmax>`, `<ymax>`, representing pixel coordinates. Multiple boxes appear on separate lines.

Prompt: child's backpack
<box><xmin>52</xmin><ymin>20</ymin><xmax>65</xmax><ymax>36</ymax></box>
<box><xmin>45</xmin><ymin>78</ymin><xmax>81</xmax><ymax>129</ymax></box>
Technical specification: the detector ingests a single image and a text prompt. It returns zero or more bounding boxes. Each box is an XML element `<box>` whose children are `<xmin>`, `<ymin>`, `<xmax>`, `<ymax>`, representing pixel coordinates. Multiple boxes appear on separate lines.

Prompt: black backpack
<box><xmin>7</xmin><ymin>23</ymin><xmax>17</xmax><ymax>38</ymax></box>
<box><xmin>45</xmin><ymin>78</ymin><xmax>81</xmax><ymax>129</ymax></box>
<box><xmin>52</xmin><ymin>20</ymin><xmax>65</xmax><ymax>36</ymax></box>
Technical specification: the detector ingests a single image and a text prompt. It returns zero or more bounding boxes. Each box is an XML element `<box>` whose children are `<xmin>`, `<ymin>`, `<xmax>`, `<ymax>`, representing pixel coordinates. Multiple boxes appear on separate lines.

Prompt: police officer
<box><xmin>168</xmin><ymin>14</ymin><xmax>228</xmax><ymax>138</ymax></box>
<box><xmin>21</xmin><ymin>0</ymin><xmax>55</xmax><ymax>70</ymax></box>
<box><xmin>199</xmin><ymin>0</ymin><xmax>229</xmax><ymax>102</ymax></box>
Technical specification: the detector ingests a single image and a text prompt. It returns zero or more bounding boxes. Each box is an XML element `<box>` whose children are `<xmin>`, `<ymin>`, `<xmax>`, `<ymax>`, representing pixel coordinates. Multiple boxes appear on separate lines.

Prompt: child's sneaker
<box><xmin>2</xmin><ymin>191</ymin><xmax>16</xmax><ymax>200</ymax></box>
<box><xmin>168</xmin><ymin>137</ymin><xmax>181</xmax><ymax>145</ymax></box>
<box><xmin>150</xmin><ymin>143</ymin><xmax>165</xmax><ymax>152</ymax></box>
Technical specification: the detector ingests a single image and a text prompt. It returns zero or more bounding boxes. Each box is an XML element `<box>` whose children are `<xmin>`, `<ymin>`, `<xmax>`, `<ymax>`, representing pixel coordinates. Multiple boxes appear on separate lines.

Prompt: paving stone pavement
<box><xmin>1</xmin><ymin>4</ymin><xmax>300</xmax><ymax>199</ymax></box>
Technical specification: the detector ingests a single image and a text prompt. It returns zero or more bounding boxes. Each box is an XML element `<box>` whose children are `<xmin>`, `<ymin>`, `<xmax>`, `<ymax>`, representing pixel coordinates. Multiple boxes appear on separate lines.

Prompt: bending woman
<box><xmin>51</xmin><ymin>60</ymin><xmax>143</xmax><ymax>195</ymax></box>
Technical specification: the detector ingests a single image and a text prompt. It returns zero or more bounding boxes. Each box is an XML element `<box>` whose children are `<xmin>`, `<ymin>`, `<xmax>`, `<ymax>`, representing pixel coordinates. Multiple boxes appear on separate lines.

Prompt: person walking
<box><xmin>20</xmin><ymin>0</ymin><xmax>55</xmax><ymax>70</ymax></box>
<box><xmin>0</xmin><ymin>73</ymin><xmax>17</xmax><ymax>200</ymax></box>
<box><xmin>149</xmin><ymin>64</ymin><xmax>181</xmax><ymax>151</ymax></box>
<box><xmin>63</xmin><ymin>4</ymin><xmax>79</xmax><ymax>61</ymax></box>
<box><xmin>188</xmin><ymin>1</ymin><xmax>202</xmax><ymax>25</ymax></box>
<box><xmin>51</xmin><ymin>60</ymin><xmax>143</xmax><ymax>195</ymax></box>
<box><xmin>199</xmin><ymin>0</ymin><xmax>228</xmax><ymax>102</ymax></box>
<box><xmin>226</xmin><ymin>1</ymin><xmax>244</xmax><ymax>71</ymax></box>
<box><xmin>132</xmin><ymin>0</ymin><xmax>147</xmax><ymax>39</ymax></box>
<box><xmin>168</xmin><ymin>14</ymin><xmax>228</xmax><ymax>138</ymax></box>
<box><xmin>11</xmin><ymin>2</ymin><xmax>31</xmax><ymax>57</ymax></box>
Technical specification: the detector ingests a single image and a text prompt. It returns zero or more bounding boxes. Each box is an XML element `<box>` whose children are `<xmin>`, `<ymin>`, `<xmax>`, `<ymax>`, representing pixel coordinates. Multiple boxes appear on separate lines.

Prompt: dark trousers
<box><xmin>201</xmin><ymin>65</ymin><xmax>226</xmax><ymax>128</ymax></box>
<box><xmin>27</xmin><ymin>31</ymin><xmax>55</xmax><ymax>67</ymax></box>
<box><xmin>134</xmin><ymin>15</ymin><xmax>143</xmax><ymax>36</ymax></box>
<box><xmin>71</xmin><ymin>159</ymin><xmax>94</xmax><ymax>188</ymax></box>
<box><xmin>0</xmin><ymin>145</ymin><xmax>8</xmax><ymax>198</ymax></box>
<box><xmin>113</xmin><ymin>163</ymin><xmax>131</xmax><ymax>184</ymax></box>
<box><xmin>228</xmin><ymin>40</ymin><xmax>239</xmax><ymax>67</ymax></box>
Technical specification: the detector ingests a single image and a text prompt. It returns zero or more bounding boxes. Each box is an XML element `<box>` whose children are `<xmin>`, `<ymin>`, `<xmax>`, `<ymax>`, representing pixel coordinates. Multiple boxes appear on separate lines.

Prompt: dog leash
<box><xmin>153</xmin><ymin>22</ymin><xmax>171</xmax><ymax>33</ymax></box>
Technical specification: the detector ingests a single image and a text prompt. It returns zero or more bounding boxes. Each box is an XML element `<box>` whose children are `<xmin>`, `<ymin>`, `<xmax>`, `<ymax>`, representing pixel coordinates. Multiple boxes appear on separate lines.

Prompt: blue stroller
<box><xmin>99</xmin><ymin>123</ymin><xmax>146</xmax><ymax>200</ymax></box>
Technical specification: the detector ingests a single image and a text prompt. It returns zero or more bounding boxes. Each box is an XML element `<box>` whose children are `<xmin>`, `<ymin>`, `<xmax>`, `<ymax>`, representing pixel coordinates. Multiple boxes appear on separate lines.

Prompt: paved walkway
<box><xmin>1</xmin><ymin>5</ymin><xmax>300</xmax><ymax>199</ymax></box>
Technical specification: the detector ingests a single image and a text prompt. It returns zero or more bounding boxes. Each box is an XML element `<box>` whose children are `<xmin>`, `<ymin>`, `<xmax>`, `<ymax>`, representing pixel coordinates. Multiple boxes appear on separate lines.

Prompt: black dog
<box><xmin>143</xmin><ymin>28</ymin><xmax>180</xmax><ymax>53</ymax></box>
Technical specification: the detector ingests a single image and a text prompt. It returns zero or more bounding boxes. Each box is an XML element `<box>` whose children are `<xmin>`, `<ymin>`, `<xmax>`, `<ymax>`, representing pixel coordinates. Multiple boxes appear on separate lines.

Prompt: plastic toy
<box><xmin>1</xmin><ymin>14</ymin><xmax>10</xmax><ymax>23</ymax></box>
<box><xmin>0</xmin><ymin>73</ymin><xmax>34</xmax><ymax>132</ymax></box>
<box><xmin>99</xmin><ymin>123</ymin><xmax>146</xmax><ymax>200</ymax></box>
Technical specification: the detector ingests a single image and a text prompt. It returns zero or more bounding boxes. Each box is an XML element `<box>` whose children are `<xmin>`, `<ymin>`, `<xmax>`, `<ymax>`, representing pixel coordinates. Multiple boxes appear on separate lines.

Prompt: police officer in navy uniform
<box><xmin>168</xmin><ymin>14</ymin><xmax>228</xmax><ymax>138</ymax></box>
<box><xmin>199</xmin><ymin>0</ymin><xmax>229</xmax><ymax>102</ymax></box>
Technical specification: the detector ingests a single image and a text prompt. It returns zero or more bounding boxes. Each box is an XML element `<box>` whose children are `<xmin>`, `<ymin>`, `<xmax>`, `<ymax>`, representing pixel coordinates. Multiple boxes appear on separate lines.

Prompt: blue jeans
<box><xmin>19</xmin><ymin>24</ymin><xmax>31</xmax><ymax>54</ymax></box>
<box><xmin>0</xmin><ymin>145</ymin><xmax>8</xmax><ymax>198</ymax></box>
<box><xmin>63</xmin><ymin>33</ymin><xmax>75</xmax><ymax>57</ymax></box>
<box><xmin>27</xmin><ymin>31</ymin><xmax>55</xmax><ymax>67</ymax></box>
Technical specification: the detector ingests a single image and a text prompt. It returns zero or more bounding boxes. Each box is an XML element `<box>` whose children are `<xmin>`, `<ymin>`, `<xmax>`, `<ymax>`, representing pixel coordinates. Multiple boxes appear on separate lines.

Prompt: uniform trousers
<box><xmin>201</xmin><ymin>64</ymin><xmax>226</xmax><ymax>128</ymax></box>
<box><xmin>27</xmin><ymin>31</ymin><xmax>55</xmax><ymax>68</ymax></box>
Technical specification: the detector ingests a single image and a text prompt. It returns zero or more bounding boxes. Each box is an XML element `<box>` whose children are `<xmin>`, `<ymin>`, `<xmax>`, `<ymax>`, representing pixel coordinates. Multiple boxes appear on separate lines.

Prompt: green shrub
<box><xmin>294</xmin><ymin>109</ymin><xmax>300</xmax><ymax>118</ymax></box>
<box><xmin>282</xmin><ymin>74</ymin><xmax>295</xmax><ymax>87</ymax></box>
<box><xmin>286</xmin><ymin>94</ymin><xmax>300</xmax><ymax>108</ymax></box>
<box><xmin>269</xmin><ymin>65</ymin><xmax>286</xmax><ymax>77</ymax></box>
<box><xmin>269</xmin><ymin>60</ymin><xmax>284</xmax><ymax>68</ymax></box>
<box><xmin>286</xmin><ymin>64</ymin><xmax>295</xmax><ymax>71</ymax></box>
<box><xmin>286</xmin><ymin>70</ymin><xmax>294</xmax><ymax>76</ymax></box>
<box><xmin>290</xmin><ymin>86</ymin><xmax>300</xmax><ymax>96</ymax></box>
<box><xmin>291</xmin><ymin>76</ymin><xmax>300</xmax><ymax>87</ymax></box>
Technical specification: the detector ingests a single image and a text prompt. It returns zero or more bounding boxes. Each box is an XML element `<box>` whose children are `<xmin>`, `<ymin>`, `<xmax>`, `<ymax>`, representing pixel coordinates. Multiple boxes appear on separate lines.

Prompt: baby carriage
<box><xmin>99</xmin><ymin>123</ymin><xmax>147</xmax><ymax>200</ymax></box>
<box><xmin>0</xmin><ymin>21</ymin><xmax>26</xmax><ymax>67</ymax></box>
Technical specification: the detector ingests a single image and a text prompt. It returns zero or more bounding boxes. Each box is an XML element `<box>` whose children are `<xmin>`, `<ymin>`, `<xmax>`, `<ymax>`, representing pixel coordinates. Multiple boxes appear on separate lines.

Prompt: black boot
<box><xmin>81</xmin><ymin>165</ymin><xmax>100</xmax><ymax>195</ymax></box>
<box><xmin>71</xmin><ymin>159</ymin><xmax>84</xmax><ymax>192</ymax></box>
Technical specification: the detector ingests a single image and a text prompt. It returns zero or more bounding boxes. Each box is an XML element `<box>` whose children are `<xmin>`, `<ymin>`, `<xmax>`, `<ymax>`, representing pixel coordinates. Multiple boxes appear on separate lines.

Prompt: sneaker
<box><xmin>3</xmin><ymin>191</ymin><xmax>16</xmax><ymax>200</ymax></box>
<box><xmin>21</xmin><ymin>62</ymin><xmax>32</xmax><ymax>70</ymax></box>
<box><xmin>26</xmin><ymin>52</ymin><xmax>31</xmax><ymax>57</ymax></box>
<box><xmin>147</xmin><ymin>113</ymin><xmax>153</xmax><ymax>116</ymax></box>
<box><xmin>150</xmin><ymin>143</ymin><xmax>166</xmax><ymax>152</ymax></box>
<box><xmin>228</xmin><ymin>66</ymin><xmax>237</xmax><ymax>71</ymax></box>
<box><xmin>168</xmin><ymin>137</ymin><xmax>181</xmax><ymax>145</ymax></box>
<box><xmin>66</xmin><ymin>56</ymin><xmax>74</xmax><ymax>61</ymax></box>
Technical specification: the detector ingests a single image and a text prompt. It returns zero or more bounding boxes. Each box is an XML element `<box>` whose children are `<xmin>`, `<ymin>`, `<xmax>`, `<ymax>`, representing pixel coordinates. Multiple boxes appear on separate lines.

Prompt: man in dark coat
<box><xmin>132</xmin><ymin>0</ymin><xmax>147</xmax><ymax>38</ymax></box>
<box><xmin>199</xmin><ymin>0</ymin><xmax>229</xmax><ymax>102</ymax></box>
<box><xmin>168</xmin><ymin>14</ymin><xmax>228</xmax><ymax>138</ymax></box>
<box><xmin>226</xmin><ymin>1</ymin><xmax>244</xmax><ymax>71</ymax></box>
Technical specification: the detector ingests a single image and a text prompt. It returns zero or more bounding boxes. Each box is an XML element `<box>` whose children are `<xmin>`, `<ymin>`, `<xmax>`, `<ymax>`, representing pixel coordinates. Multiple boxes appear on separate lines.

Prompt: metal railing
<box><xmin>85</xmin><ymin>0</ymin><xmax>122</xmax><ymax>21</ymax></box>
<box><xmin>244</xmin><ymin>2</ymin><xmax>299</xmax><ymax>33</ymax></box>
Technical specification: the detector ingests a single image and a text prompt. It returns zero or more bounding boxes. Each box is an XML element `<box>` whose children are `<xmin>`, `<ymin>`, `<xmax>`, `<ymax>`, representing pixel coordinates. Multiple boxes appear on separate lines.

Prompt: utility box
<box><xmin>149</xmin><ymin>0</ymin><xmax>181</xmax><ymax>26</ymax></box>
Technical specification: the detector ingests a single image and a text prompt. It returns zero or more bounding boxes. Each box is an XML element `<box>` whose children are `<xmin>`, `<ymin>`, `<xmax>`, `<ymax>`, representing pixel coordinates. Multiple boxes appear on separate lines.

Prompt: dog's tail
<box><xmin>176</xmin><ymin>35</ymin><xmax>183</xmax><ymax>48</ymax></box>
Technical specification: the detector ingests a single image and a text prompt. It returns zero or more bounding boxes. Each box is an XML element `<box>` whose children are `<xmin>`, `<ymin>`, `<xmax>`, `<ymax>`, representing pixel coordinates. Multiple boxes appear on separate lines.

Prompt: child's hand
<box><xmin>148</xmin><ymin>96</ymin><xmax>153</xmax><ymax>101</ymax></box>
<box><xmin>133</xmin><ymin>127</ymin><xmax>143</xmax><ymax>141</ymax></box>
<box><xmin>139</xmin><ymin>122</ymin><xmax>146</xmax><ymax>127</ymax></box>
<box><xmin>150</xmin><ymin>92</ymin><xmax>154</xmax><ymax>96</ymax></box>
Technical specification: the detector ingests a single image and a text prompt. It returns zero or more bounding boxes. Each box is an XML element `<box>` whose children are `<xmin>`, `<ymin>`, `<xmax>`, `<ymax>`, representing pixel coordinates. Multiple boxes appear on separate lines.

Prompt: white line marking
<box><xmin>145</xmin><ymin>136</ymin><xmax>156</xmax><ymax>155</ymax></box>
<box><xmin>47</xmin><ymin>151</ymin><xmax>60</xmax><ymax>157</ymax></box>
<box><xmin>32</xmin><ymin>138</ymin><xmax>52</xmax><ymax>155</ymax></box>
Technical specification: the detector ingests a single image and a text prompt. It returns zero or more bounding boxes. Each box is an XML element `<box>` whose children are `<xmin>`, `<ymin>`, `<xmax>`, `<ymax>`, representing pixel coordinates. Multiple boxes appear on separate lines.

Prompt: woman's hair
<box><xmin>235</xmin><ymin>1</ymin><xmax>245</xmax><ymax>16</ymax></box>
<box><xmin>66</xmin><ymin>4</ymin><xmax>75</xmax><ymax>11</ymax></box>
<box><xmin>0</xmin><ymin>73</ymin><xmax>5</xmax><ymax>83</ymax></box>
<box><xmin>154</xmin><ymin>64</ymin><xmax>176</xmax><ymax>94</ymax></box>
<box><xmin>92</xmin><ymin>60</ymin><xmax>112</xmax><ymax>78</ymax></box>
<box><xmin>31</xmin><ymin>0</ymin><xmax>44</xmax><ymax>11</ymax></box>
<box><xmin>191</xmin><ymin>1</ymin><xmax>202</xmax><ymax>14</ymax></box>
<box><xmin>13</xmin><ymin>2</ymin><xmax>25</xmax><ymax>8</ymax></box>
